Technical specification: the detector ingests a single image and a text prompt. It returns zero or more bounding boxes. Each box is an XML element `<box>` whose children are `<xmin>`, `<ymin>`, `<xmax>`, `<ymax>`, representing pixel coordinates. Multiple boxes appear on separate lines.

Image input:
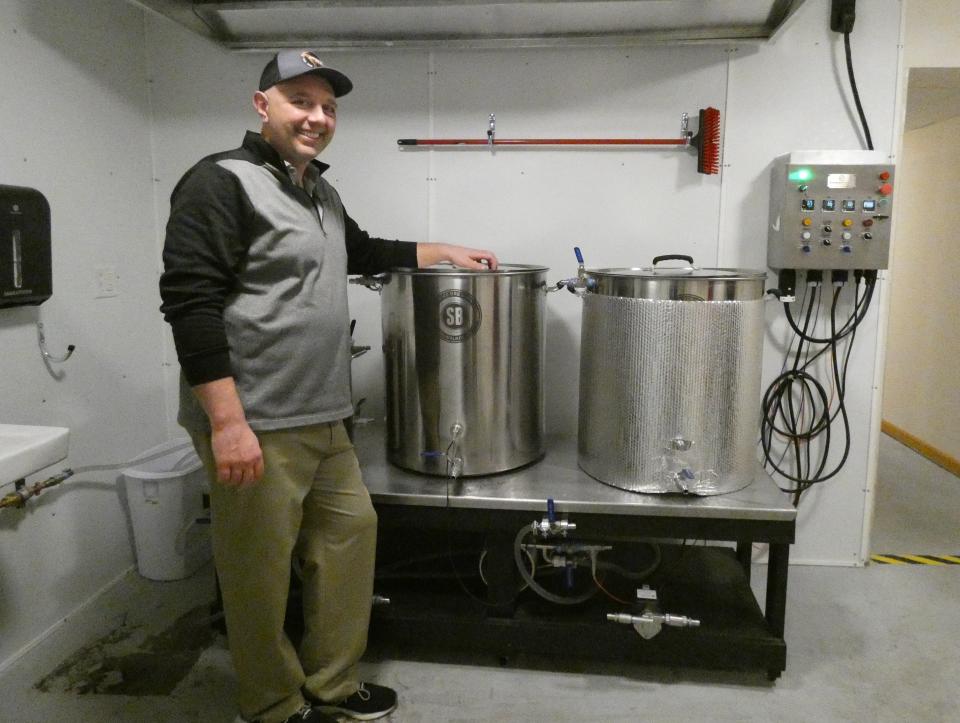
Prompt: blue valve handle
<box><xmin>547</xmin><ymin>497</ymin><xmax>556</xmax><ymax>523</ymax></box>
<box><xmin>564</xmin><ymin>564</ymin><xmax>575</xmax><ymax>590</ymax></box>
<box><xmin>574</xmin><ymin>247</ymin><xmax>584</xmax><ymax>264</ymax></box>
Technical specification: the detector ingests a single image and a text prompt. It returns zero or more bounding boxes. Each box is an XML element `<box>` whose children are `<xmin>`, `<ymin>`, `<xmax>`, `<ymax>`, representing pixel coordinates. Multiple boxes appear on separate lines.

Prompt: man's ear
<box><xmin>253</xmin><ymin>91</ymin><xmax>269</xmax><ymax>122</ymax></box>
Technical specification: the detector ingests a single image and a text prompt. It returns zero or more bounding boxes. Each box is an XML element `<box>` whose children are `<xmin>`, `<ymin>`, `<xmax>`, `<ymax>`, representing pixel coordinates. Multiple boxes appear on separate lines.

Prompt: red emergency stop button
<box><xmin>878</xmin><ymin>183</ymin><xmax>893</xmax><ymax>196</ymax></box>
<box><xmin>879</xmin><ymin>171</ymin><xmax>891</xmax><ymax>181</ymax></box>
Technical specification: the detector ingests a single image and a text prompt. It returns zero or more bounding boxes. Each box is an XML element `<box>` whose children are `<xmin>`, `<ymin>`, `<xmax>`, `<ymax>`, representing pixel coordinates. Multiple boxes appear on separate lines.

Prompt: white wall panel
<box><xmin>427</xmin><ymin>46</ymin><xmax>726</xmax><ymax>435</ymax></box>
<box><xmin>146</xmin><ymin>0</ymin><xmax>903</xmax><ymax>566</ymax></box>
<box><xmin>722</xmin><ymin>0</ymin><xmax>903</xmax><ymax>563</ymax></box>
<box><xmin>0</xmin><ymin>0</ymin><xmax>166</xmax><ymax>669</ymax></box>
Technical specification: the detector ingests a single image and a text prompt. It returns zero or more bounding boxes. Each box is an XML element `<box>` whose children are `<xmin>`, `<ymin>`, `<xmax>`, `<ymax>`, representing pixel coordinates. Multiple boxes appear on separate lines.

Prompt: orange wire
<box><xmin>593</xmin><ymin>571</ymin><xmax>633</xmax><ymax>605</ymax></box>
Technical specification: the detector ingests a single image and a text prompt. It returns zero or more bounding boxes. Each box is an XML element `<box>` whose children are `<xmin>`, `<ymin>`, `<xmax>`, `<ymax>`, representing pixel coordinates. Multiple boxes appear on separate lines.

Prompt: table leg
<box><xmin>765</xmin><ymin>542</ymin><xmax>790</xmax><ymax>638</ymax></box>
<box><xmin>735</xmin><ymin>540</ymin><xmax>753</xmax><ymax>584</ymax></box>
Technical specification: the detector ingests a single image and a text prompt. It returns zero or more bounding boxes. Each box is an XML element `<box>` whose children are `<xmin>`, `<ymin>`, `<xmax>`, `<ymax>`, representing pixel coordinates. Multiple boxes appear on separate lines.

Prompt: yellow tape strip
<box><xmin>901</xmin><ymin>554</ymin><xmax>944</xmax><ymax>565</ymax></box>
<box><xmin>870</xmin><ymin>555</ymin><xmax>907</xmax><ymax>565</ymax></box>
<box><xmin>941</xmin><ymin>555</ymin><xmax>960</xmax><ymax>564</ymax></box>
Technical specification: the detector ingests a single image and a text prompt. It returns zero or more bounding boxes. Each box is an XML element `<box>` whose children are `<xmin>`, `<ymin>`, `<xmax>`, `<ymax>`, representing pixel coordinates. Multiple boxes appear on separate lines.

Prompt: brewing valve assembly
<box><xmin>533</xmin><ymin>498</ymin><xmax>576</xmax><ymax>538</ymax></box>
<box><xmin>607</xmin><ymin>586</ymin><xmax>701</xmax><ymax>639</ymax></box>
<box><xmin>553</xmin><ymin>246</ymin><xmax>597</xmax><ymax>295</ymax></box>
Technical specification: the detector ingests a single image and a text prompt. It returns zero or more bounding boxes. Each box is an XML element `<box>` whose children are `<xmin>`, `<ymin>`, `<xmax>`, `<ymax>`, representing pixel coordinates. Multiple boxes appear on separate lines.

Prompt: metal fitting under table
<box><xmin>354</xmin><ymin>423</ymin><xmax>797</xmax><ymax>681</ymax></box>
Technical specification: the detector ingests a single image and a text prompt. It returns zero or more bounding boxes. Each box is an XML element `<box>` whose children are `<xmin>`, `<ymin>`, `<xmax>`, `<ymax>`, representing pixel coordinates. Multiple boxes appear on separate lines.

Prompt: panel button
<box><xmin>863</xmin><ymin>218</ymin><xmax>874</xmax><ymax>227</ymax></box>
<box><xmin>802</xmin><ymin>217</ymin><xmax>813</xmax><ymax>226</ymax></box>
<box><xmin>842</xmin><ymin>219</ymin><xmax>853</xmax><ymax>227</ymax></box>
<box><xmin>842</xmin><ymin>232</ymin><xmax>852</xmax><ymax>240</ymax></box>
<box><xmin>801</xmin><ymin>231</ymin><xmax>812</xmax><ymax>240</ymax></box>
<box><xmin>878</xmin><ymin>183</ymin><xmax>893</xmax><ymax>196</ymax></box>
<box><xmin>879</xmin><ymin>171</ymin><xmax>891</xmax><ymax>181</ymax></box>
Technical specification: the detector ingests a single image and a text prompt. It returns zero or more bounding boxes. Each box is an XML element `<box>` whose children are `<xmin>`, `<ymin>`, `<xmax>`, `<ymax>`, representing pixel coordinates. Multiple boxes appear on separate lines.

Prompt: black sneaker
<box><xmin>280</xmin><ymin>704</ymin><xmax>340</xmax><ymax>723</ymax></box>
<box><xmin>234</xmin><ymin>704</ymin><xmax>339</xmax><ymax>723</ymax></box>
<box><xmin>311</xmin><ymin>682</ymin><xmax>398</xmax><ymax>720</ymax></box>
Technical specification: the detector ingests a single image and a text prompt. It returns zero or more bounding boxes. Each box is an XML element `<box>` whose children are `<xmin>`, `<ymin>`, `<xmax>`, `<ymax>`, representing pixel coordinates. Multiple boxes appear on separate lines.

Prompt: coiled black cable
<box><xmin>761</xmin><ymin>275</ymin><xmax>869</xmax><ymax>505</ymax></box>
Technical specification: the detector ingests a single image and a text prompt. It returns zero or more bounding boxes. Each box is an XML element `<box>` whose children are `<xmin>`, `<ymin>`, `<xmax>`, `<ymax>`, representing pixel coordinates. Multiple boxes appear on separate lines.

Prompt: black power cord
<box><xmin>844</xmin><ymin>31</ymin><xmax>874</xmax><ymax>150</ymax></box>
<box><xmin>831</xmin><ymin>0</ymin><xmax>874</xmax><ymax>150</ymax></box>
<box><xmin>761</xmin><ymin>271</ymin><xmax>876</xmax><ymax>505</ymax></box>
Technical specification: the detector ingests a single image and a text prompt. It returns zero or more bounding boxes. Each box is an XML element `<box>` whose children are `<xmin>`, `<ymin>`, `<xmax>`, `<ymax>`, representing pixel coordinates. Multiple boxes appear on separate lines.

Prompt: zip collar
<box><xmin>241</xmin><ymin>131</ymin><xmax>330</xmax><ymax>183</ymax></box>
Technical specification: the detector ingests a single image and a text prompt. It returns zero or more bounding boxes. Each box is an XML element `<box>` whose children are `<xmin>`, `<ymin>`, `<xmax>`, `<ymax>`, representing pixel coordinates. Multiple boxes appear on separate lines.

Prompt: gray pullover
<box><xmin>159</xmin><ymin>131</ymin><xmax>417</xmax><ymax>432</ymax></box>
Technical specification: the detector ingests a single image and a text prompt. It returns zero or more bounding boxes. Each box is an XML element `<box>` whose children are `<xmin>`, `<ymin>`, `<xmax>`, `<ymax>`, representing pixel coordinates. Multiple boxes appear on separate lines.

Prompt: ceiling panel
<box><xmin>132</xmin><ymin>0</ymin><xmax>806</xmax><ymax>50</ymax></box>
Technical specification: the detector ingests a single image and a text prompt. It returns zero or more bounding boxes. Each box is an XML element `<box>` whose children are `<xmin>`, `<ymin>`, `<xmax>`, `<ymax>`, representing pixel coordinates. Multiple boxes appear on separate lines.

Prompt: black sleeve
<box><xmin>158</xmin><ymin>162</ymin><xmax>255</xmax><ymax>386</ymax></box>
<box><xmin>343</xmin><ymin>206</ymin><xmax>418</xmax><ymax>275</ymax></box>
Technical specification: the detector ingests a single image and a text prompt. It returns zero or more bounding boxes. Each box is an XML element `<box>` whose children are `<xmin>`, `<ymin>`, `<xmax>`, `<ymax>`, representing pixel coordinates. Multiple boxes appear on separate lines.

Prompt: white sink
<box><xmin>0</xmin><ymin>424</ymin><xmax>70</xmax><ymax>485</ymax></box>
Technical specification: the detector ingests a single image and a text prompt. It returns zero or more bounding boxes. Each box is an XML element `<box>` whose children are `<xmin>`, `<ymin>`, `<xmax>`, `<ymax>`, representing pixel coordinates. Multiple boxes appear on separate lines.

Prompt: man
<box><xmin>159</xmin><ymin>50</ymin><xmax>498</xmax><ymax>723</ymax></box>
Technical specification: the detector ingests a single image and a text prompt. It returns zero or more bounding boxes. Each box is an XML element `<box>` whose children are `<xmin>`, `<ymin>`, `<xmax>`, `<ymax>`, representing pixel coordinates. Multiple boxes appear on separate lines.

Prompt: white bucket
<box><xmin>122</xmin><ymin>440</ymin><xmax>211</xmax><ymax>581</ymax></box>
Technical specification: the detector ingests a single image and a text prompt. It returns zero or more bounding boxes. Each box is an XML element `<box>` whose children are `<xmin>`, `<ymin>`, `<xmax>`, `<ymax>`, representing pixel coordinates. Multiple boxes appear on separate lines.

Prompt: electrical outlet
<box><xmin>95</xmin><ymin>265</ymin><xmax>119</xmax><ymax>298</ymax></box>
<box><xmin>830</xmin><ymin>0</ymin><xmax>856</xmax><ymax>33</ymax></box>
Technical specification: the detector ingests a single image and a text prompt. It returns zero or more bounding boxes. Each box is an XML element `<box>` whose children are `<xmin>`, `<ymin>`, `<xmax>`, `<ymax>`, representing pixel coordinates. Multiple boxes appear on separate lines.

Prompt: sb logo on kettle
<box><xmin>437</xmin><ymin>289</ymin><xmax>482</xmax><ymax>343</ymax></box>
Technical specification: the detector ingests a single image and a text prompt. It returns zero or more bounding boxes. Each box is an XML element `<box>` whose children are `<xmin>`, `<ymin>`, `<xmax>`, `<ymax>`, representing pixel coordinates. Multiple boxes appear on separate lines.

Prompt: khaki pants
<box><xmin>192</xmin><ymin>421</ymin><xmax>377</xmax><ymax>723</ymax></box>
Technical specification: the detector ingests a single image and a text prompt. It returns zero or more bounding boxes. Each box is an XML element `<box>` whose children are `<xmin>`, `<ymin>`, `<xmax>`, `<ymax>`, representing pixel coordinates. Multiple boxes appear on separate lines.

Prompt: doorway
<box><xmin>872</xmin><ymin>67</ymin><xmax>960</xmax><ymax>560</ymax></box>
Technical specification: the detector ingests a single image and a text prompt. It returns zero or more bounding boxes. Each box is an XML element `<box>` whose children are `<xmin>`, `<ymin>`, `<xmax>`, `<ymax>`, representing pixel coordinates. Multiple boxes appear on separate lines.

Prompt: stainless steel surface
<box><xmin>380</xmin><ymin>264</ymin><xmax>547</xmax><ymax>477</ymax></box>
<box><xmin>354</xmin><ymin>421</ymin><xmax>796</xmax><ymax>522</ymax></box>
<box><xmin>578</xmin><ymin>263</ymin><xmax>766</xmax><ymax>495</ymax></box>
<box><xmin>586</xmin><ymin>266</ymin><xmax>767</xmax><ymax>300</ymax></box>
<box><xmin>134</xmin><ymin>1</ymin><xmax>808</xmax><ymax>50</ymax></box>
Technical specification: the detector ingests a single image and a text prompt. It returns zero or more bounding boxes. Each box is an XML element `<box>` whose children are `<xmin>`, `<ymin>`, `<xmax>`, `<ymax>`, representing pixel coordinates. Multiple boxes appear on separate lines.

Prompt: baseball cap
<box><xmin>258</xmin><ymin>50</ymin><xmax>353</xmax><ymax>97</ymax></box>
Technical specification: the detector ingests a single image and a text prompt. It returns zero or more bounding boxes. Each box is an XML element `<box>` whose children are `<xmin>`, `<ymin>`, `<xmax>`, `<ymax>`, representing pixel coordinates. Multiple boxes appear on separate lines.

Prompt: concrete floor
<box><xmin>1</xmin><ymin>433</ymin><xmax>957</xmax><ymax>722</ymax></box>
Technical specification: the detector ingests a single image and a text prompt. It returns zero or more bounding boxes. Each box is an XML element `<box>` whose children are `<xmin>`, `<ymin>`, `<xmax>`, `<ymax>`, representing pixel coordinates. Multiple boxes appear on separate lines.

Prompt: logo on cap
<box><xmin>300</xmin><ymin>52</ymin><xmax>324</xmax><ymax>69</ymax></box>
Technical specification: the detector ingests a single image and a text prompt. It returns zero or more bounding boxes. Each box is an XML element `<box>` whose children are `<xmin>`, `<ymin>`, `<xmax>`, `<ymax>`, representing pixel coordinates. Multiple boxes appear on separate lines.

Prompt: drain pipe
<box><xmin>1</xmin><ymin>469</ymin><xmax>75</xmax><ymax>509</ymax></box>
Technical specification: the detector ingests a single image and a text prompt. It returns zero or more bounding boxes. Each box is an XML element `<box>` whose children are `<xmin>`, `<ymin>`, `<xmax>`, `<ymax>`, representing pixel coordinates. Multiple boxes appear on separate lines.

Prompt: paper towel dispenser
<box><xmin>1</xmin><ymin>185</ymin><xmax>52</xmax><ymax>308</ymax></box>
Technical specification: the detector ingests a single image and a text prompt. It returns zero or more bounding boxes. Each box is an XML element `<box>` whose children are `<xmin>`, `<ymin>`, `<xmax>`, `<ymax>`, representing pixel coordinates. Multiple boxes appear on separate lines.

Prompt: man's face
<box><xmin>254</xmin><ymin>74</ymin><xmax>338</xmax><ymax>172</ymax></box>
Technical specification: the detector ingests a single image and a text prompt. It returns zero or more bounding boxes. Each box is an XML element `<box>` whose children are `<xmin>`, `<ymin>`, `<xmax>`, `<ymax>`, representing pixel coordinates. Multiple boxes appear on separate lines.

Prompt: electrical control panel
<box><xmin>767</xmin><ymin>150</ymin><xmax>894</xmax><ymax>271</ymax></box>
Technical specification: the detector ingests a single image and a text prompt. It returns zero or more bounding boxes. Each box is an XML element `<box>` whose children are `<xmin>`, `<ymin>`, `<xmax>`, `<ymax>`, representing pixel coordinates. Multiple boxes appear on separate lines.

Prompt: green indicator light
<box><xmin>788</xmin><ymin>168</ymin><xmax>814</xmax><ymax>182</ymax></box>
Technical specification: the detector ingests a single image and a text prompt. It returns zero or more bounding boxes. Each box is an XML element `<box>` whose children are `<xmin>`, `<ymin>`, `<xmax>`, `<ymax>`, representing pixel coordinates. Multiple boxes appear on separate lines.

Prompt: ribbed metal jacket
<box><xmin>160</xmin><ymin>132</ymin><xmax>417</xmax><ymax>432</ymax></box>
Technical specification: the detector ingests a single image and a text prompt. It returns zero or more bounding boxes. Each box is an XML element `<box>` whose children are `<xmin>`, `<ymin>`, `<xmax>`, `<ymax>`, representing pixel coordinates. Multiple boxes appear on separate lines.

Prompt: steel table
<box><xmin>355</xmin><ymin>422</ymin><xmax>797</xmax><ymax>680</ymax></box>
